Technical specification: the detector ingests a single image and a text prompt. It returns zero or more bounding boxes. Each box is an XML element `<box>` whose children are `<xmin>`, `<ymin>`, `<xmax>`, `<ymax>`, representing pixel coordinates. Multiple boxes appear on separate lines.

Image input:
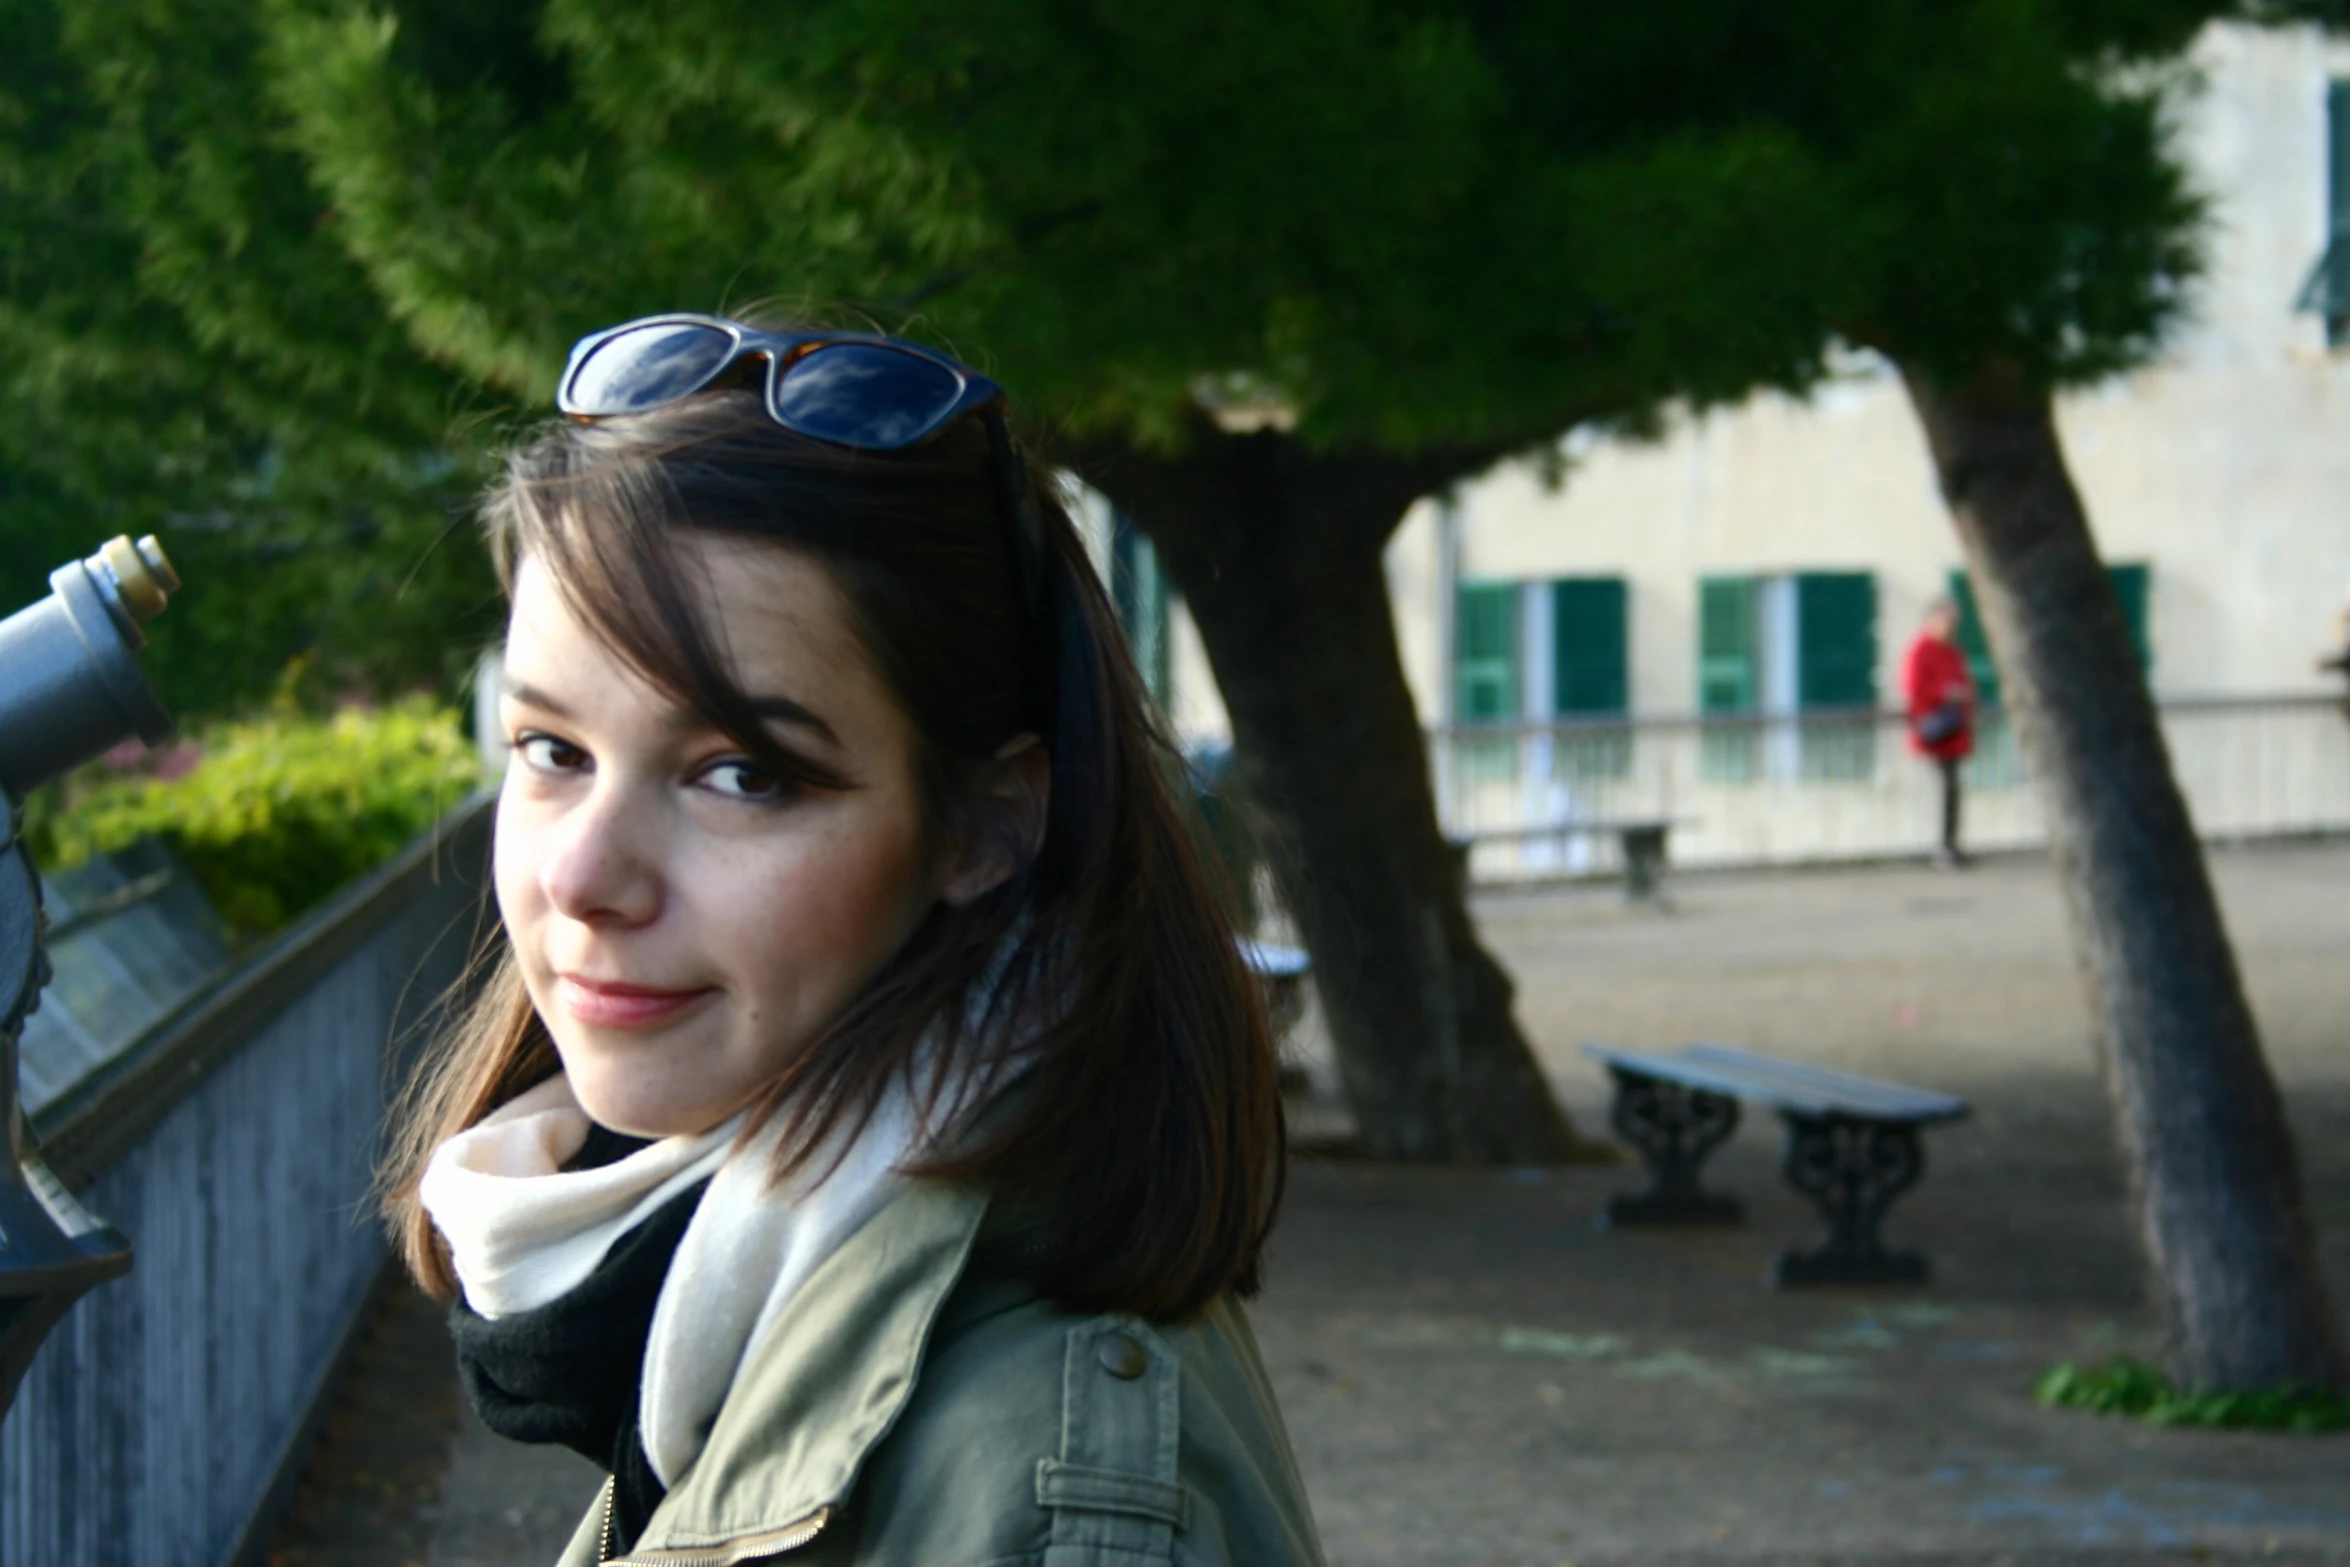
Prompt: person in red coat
<box><xmin>1903</xmin><ymin>598</ymin><xmax>1976</xmax><ymax>867</ymax></box>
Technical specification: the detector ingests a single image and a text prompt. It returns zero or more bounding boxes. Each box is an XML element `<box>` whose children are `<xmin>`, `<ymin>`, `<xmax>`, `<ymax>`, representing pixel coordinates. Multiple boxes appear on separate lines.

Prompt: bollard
<box><xmin>0</xmin><ymin>535</ymin><xmax>178</xmax><ymax>1417</ymax></box>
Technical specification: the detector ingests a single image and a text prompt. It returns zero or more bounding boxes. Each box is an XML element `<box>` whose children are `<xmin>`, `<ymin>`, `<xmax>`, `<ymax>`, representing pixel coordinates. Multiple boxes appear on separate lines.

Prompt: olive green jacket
<box><xmin>558</xmin><ymin>1179</ymin><xmax>1325</xmax><ymax>1566</ymax></box>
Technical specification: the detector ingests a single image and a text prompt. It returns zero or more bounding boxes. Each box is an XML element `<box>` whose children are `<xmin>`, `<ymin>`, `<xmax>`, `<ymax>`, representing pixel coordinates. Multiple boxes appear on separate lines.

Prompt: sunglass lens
<box><xmin>565</xmin><ymin>322</ymin><xmax>738</xmax><ymax>415</ymax></box>
<box><xmin>772</xmin><ymin>344</ymin><xmax>965</xmax><ymax>448</ymax></box>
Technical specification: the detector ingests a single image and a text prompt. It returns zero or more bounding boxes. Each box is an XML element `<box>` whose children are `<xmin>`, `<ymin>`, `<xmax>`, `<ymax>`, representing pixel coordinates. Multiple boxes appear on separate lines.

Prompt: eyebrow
<box><xmin>502</xmin><ymin>678</ymin><xmax>841</xmax><ymax>747</ymax></box>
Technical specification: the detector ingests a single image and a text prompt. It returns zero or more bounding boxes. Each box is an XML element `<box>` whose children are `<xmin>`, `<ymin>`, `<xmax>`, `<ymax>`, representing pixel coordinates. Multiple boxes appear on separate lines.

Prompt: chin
<box><xmin>565</xmin><ymin>1066</ymin><xmax>733</xmax><ymax>1140</ymax></box>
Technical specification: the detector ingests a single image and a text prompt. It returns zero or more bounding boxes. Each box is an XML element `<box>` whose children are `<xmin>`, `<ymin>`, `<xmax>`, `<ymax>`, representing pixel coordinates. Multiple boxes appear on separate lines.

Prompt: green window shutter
<box><xmin>2306</xmin><ymin>82</ymin><xmax>2350</xmax><ymax>343</ymax></box>
<box><xmin>2107</xmin><ymin>562</ymin><xmax>2151</xmax><ymax>675</ymax></box>
<box><xmin>2333</xmin><ymin>77</ymin><xmax>2350</xmax><ymax>249</ymax></box>
<box><xmin>1551</xmin><ymin>577</ymin><xmax>1627</xmax><ymax>715</ymax></box>
<box><xmin>1697</xmin><ymin>576</ymin><xmax>1755</xmax><ymax>713</ymax></box>
<box><xmin>2332</xmin><ymin>81</ymin><xmax>2350</xmax><ymax>234</ymax></box>
<box><xmin>1946</xmin><ymin>570</ymin><xmax>2002</xmax><ymax>707</ymax></box>
<box><xmin>1455</xmin><ymin>581</ymin><xmax>1520</xmax><ymax>721</ymax></box>
<box><xmin>1796</xmin><ymin>572</ymin><xmax>1877</xmax><ymax>709</ymax></box>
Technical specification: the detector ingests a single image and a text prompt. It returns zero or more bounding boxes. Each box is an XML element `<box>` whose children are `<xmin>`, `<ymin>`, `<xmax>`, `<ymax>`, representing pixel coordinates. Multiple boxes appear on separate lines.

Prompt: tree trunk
<box><xmin>1064</xmin><ymin>417</ymin><xmax>1591</xmax><ymax>1162</ymax></box>
<box><xmin>1901</xmin><ymin>360</ymin><xmax>2349</xmax><ymax>1393</ymax></box>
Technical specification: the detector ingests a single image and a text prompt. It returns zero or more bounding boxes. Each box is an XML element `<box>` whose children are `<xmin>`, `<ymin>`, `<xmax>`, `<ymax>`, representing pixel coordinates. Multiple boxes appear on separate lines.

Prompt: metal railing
<box><xmin>1430</xmin><ymin>696</ymin><xmax>2350</xmax><ymax>882</ymax></box>
<box><xmin>2</xmin><ymin>796</ymin><xmax>491</xmax><ymax>1567</ymax></box>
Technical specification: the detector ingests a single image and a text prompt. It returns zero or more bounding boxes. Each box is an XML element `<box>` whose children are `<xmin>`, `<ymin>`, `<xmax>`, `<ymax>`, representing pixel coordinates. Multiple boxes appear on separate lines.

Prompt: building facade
<box><xmin>1395</xmin><ymin>22</ymin><xmax>2350</xmax><ymax>726</ymax></box>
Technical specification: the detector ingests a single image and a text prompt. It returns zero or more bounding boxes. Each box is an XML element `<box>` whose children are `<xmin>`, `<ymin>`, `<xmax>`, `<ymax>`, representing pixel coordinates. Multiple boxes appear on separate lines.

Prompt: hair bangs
<box><xmin>490</xmin><ymin>410</ymin><xmax>857</xmax><ymax>796</ymax></box>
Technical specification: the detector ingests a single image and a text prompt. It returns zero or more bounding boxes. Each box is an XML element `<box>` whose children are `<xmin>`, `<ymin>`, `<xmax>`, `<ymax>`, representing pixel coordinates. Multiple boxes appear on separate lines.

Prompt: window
<box><xmin>1698</xmin><ymin>575</ymin><xmax>1760</xmax><ymax>782</ymax></box>
<box><xmin>1453</xmin><ymin>581</ymin><xmax>1521</xmax><ymax>722</ymax></box>
<box><xmin>1697</xmin><ymin>572</ymin><xmax>1877</xmax><ymax>782</ymax></box>
<box><xmin>1110</xmin><ymin>512</ymin><xmax>1172</xmax><ymax>710</ymax></box>
<box><xmin>1795</xmin><ymin>572</ymin><xmax>1878</xmax><ymax>781</ymax></box>
<box><xmin>1549</xmin><ymin>577</ymin><xmax>1631</xmax><ymax>780</ymax></box>
<box><xmin>1451</xmin><ymin>577</ymin><xmax>1632</xmax><ymax>785</ymax></box>
<box><xmin>1454</xmin><ymin>576</ymin><xmax>1632</xmax><ymax>723</ymax></box>
<box><xmin>1551</xmin><ymin>578</ymin><xmax>1628</xmax><ymax>715</ymax></box>
<box><xmin>1698</xmin><ymin>576</ymin><xmax>1758</xmax><ymax>714</ymax></box>
<box><xmin>2293</xmin><ymin>81</ymin><xmax>2350</xmax><ymax>346</ymax></box>
<box><xmin>1795</xmin><ymin>573</ymin><xmax>1877</xmax><ymax>709</ymax></box>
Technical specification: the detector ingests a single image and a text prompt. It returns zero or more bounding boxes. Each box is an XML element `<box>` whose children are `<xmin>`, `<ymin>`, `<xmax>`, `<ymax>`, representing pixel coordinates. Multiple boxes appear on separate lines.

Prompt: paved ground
<box><xmin>266</xmin><ymin>842</ymin><xmax>2350</xmax><ymax>1567</ymax></box>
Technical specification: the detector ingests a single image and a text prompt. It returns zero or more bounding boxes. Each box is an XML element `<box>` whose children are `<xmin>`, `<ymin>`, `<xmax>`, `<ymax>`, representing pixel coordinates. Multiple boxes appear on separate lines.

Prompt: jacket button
<box><xmin>1097</xmin><ymin>1332</ymin><xmax>1149</xmax><ymax>1380</ymax></box>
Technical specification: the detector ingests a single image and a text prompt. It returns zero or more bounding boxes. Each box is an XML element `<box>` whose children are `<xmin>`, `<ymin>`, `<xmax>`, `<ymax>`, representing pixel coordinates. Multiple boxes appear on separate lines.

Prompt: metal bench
<box><xmin>1579</xmin><ymin>1042</ymin><xmax>1970</xmax><ymax>1287</ymax></box>
<box><xmin>1450</xmin><ymin>817</ymin><xmax>1682</xmax><ymax>901</ymax></box>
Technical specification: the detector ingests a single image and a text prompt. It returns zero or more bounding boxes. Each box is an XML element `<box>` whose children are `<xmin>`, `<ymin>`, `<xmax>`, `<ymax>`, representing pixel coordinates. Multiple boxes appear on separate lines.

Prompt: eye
<box><xmin>514</xmin><ymin>733</ymin><xmax>589</xmax><ymax>775</ymax></box>
<box><xmin>698</xmin><ymin>758</ymin><xmax>790</xmax><ymax>803</ymax></box>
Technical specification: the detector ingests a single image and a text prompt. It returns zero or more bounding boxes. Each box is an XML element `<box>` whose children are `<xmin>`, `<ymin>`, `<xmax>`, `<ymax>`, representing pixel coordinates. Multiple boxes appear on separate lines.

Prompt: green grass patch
<box><xmin>2036</xmin><ymin>1357</ymin><xmax>2350</xmax><ymax>1433</ymax></box>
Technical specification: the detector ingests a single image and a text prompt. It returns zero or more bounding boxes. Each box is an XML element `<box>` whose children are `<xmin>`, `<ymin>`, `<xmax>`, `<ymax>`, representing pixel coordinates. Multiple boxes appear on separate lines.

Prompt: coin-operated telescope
<box><xmin>0</xmin><ymin>536</ymin><xmax>178</xmax><ymax>1417</ymax></box>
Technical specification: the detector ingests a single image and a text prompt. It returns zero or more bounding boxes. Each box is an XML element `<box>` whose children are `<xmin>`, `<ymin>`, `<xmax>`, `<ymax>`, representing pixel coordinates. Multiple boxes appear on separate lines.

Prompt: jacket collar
<box><xmin>616</xmin><ymin>1178</ymin><xmax>992</xmax><ymax>1562</ymax></box>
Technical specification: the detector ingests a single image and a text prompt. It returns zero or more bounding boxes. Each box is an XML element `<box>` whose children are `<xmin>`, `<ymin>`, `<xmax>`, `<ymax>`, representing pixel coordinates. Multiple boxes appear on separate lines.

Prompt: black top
<box><xmin>448</xmin><ymin>1124</ymin><xmax>703</xmax><ymax>1555</ymax></box>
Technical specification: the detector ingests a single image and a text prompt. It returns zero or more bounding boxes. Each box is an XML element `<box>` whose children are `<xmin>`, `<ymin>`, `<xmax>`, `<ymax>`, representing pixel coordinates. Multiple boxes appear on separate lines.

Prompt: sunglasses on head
<box><xmin>558</xmin><ymin>313</ymin><xmax>1051</xmax><ymax>626</ymax></box>
<box><xmin>557</xmin><ymin>314</ymin><xmax>1006</xmax><ymax>447</ymax></box>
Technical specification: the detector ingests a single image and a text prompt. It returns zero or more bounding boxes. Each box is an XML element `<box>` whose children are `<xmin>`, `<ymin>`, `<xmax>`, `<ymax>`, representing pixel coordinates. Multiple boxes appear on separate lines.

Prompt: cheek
<box><xmin>746</xmin><ymin>806</ymin><xmax>935</xmax><ymax>976</ymax></box>
<box><xmin>490</xmin><ymin>788</ymin><xmax>545</xmax><ymax>934</ymax></box>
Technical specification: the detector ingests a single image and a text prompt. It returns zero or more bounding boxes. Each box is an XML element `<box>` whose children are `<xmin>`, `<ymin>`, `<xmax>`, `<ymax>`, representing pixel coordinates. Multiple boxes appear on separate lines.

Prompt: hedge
<box><xmin>27</xmin><ymin>697</ymin><xmax>486</xmax><ymax>937</ymax></box>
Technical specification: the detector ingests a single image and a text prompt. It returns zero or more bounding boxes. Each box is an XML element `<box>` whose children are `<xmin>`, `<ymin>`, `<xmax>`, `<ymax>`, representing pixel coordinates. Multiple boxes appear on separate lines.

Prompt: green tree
<box><xmin>1852</xmin><ymin>17</ymin><xmax>2350</xmax><ymax>1394</ymax></box>
<box><xmin>0</xmin><ymin>0</ymin><xmax>505</xmax><ymax>718</ymax></box>
<box><xmin>238</xmin><ymin>0</ymin><xmax>1879</xmax><ymax>1162</ymax></box>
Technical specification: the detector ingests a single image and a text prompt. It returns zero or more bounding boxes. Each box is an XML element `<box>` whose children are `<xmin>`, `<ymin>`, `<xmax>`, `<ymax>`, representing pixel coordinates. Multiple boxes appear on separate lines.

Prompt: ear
<box><xmin>939</xmin><ymin>735</ymin><xmax>1052</xmax><ymax>907</ymax></box>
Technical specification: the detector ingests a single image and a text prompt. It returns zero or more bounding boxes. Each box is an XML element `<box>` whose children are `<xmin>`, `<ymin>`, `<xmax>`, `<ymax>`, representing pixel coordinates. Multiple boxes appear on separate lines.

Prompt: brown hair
<box><xmin>381</xmin><ymin>382</ymin><xmax>1284</xmax><ymax>1321</ymax></box>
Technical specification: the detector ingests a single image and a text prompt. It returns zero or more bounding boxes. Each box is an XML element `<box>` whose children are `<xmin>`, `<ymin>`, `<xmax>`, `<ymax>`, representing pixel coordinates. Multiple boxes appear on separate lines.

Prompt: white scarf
<box><xmin>419</xmin><ymin>1069</ymin><xmax>936</xmax><ymax>1486</ymax></box>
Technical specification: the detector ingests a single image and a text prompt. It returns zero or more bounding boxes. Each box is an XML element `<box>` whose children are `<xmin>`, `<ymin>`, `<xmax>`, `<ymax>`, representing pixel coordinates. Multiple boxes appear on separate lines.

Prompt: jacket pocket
<box><xmin>1035</xmin><ymin>1458</ymin><xmax>1189</xmax><ymax>1527</ymax></box>
<box><xmin>1037</xmin><ymin>1319</ymin><xmax>1185</xmax><ymax>1564</ymax></box>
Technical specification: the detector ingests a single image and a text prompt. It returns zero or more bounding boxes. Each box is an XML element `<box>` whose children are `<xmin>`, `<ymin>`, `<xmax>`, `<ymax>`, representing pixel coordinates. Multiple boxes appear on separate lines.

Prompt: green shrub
<box><xmin>28</xmin><ymin>697</ymin><xmax>487</xmax><ymax>937</ymax></box>
<box><xmin>2036</xmin><ymin>1357</ymin><xmax>2350</xmax><ymax>1433</ymax></box>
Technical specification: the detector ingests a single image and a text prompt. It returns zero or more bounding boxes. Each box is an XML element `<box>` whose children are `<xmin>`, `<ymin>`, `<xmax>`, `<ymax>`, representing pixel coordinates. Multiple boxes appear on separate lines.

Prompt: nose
<box><xmin>535</xmin><ymin>776</ymin><xmax>665</xmax><ymax>928</ymax></box>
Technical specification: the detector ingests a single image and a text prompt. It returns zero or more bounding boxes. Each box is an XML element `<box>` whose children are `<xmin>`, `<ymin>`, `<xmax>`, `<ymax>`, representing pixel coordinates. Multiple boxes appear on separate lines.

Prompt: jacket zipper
<box><xmin>596</xmin><ymin>1482</ymin><xmax>832</xmax><ymax>1567</ymax></box>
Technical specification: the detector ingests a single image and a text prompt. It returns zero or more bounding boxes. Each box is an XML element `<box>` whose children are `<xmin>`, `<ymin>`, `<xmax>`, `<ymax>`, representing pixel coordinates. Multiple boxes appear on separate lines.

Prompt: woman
<box><xmin>381</xmin><ymin>316</ymin><xmax>1321</xmax><ymax>1565</ymax></box>
<box><xmin>1903</xmin><ymin>596</ymin><xmax>1975</xmax><ymax>868</ymax></box>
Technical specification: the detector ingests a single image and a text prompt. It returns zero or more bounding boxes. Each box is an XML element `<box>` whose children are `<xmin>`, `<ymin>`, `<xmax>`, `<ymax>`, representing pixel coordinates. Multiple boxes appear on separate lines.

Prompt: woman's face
<box><xmin>494</xmin><ymin>534</ymin><xmax>943</xmax><ymax>1137</ymax></box>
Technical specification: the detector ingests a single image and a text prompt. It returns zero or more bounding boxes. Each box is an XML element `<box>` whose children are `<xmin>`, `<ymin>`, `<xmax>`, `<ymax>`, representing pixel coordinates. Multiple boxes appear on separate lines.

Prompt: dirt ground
<box><xmin>266</xmin><ymin>841</ymin><xmax>2350</xmax><ymax>1567</ymax></box>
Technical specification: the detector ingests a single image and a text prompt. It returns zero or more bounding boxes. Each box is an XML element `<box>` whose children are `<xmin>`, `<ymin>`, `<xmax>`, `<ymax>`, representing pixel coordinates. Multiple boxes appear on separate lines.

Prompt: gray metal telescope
<box><xmin>0</xmin><ymin>535</ymin><xmax>179</xmax><ymax>1416</ymax></box>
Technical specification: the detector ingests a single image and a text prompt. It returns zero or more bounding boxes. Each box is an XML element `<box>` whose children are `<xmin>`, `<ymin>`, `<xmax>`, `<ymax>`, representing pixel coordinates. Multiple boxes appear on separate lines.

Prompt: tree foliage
<box><xmin>0</xmin><ymin>0</ymin><xmax>506</xmax><ymax>718</ymax></box>
<box><xmin>0</xmin><ymin>0</ymin><xmax>2319</xmax><ymax>723</ymax></box>
<box><xmin>253</xmin><ymin>0</ymin><xmax>1871</xmax><ymax>450</ymax></box>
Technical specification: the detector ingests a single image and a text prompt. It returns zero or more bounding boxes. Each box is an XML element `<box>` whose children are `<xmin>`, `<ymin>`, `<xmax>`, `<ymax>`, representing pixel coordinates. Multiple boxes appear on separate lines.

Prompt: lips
<box><xmin>555</xmin><ymin>973</ymin><xmax>714</xmax><ymax>1029</ymax></box>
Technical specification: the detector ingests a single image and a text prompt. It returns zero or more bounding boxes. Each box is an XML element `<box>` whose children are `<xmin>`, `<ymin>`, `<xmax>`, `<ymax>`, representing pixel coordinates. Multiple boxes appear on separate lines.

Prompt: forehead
<box><xmin>506</xmin><ymin>533</ymin><xmax>885</xmax><ymax>711</ymax></box>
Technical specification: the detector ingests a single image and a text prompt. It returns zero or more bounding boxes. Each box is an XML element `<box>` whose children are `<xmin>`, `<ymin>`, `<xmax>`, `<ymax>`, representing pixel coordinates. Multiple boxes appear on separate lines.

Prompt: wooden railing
<box><xmin>3</xmin><ymin>795</ymin><xmax>493</xmax><ymax>1567</ymax></box>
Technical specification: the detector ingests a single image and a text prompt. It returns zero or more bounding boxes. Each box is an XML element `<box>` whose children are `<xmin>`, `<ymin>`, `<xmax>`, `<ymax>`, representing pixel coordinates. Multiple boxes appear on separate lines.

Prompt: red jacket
<box><xmin>1902</xmin><ymin>632</ymin><xmax>1975</xmax><ymax>760</ymax></box>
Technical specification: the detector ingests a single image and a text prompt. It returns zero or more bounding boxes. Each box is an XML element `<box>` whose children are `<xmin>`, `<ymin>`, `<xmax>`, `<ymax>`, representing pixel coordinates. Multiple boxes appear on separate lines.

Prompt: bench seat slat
<box><xmin>1580</xmin><ymin>1042</ymin><xmax>1968</xmax><ymax>1123</ymax></box>
<box><xmin>1683</xmin><ymin>1045</ymin><xmax>1967</xmax><ymax>1119</ymax></box>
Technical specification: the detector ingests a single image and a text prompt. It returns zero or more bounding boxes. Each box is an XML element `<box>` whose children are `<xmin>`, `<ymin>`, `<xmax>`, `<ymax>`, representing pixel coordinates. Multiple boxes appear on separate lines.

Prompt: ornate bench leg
<box><xmin>1599</xmin><ymin>1067</ymin><xmax>1744</xmax><ymax>1228</ymax></box>
<box><xmin>1772</xmin><ymin>1113</ymin><xmax>1931</xmax><ymax>1287</ymax></box>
